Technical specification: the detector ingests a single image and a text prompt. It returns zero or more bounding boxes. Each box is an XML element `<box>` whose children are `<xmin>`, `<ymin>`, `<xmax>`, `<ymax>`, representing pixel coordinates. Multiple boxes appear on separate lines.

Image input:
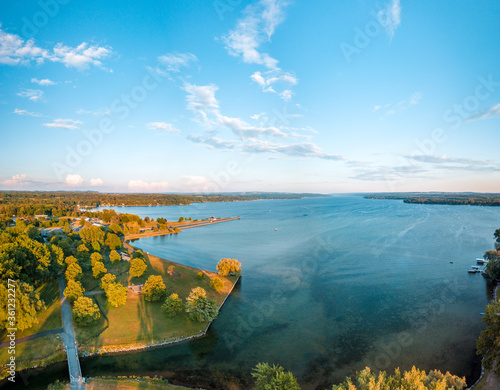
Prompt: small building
<box><xmin>128</xmin><ymin>284</ymin><xmax>143</xmax><ymax>294</ymax></box>
<box><xmin>139</xmin><ymin>227</ymin><xmax>153</xmax><ymax>233</ymax></box>
<box><xmin>40</xmin><ymin>227</ymin><xmax>64</xmax><ymax>237</ymax></box>
<box><xmin>120</xmin><ymin>252</ymin><xmax>131</xmax><ymax>261</ymax></box>
<box><xmin>35</xmin><ymin>215</ymin><xmax>49</xmax><ymax>220</ymax></box>
<box><xmin>208</xmin><ymin>216</ymin><xmax>217</xmax><ymax>222</ymax></box>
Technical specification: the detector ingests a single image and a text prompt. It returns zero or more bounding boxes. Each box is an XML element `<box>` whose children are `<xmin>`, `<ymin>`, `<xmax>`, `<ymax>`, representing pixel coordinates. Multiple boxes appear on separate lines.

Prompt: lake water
<box><xmin>7</xmin><ymin>196</ymin><xmax>500</xmax><ymax>389</ymax></box>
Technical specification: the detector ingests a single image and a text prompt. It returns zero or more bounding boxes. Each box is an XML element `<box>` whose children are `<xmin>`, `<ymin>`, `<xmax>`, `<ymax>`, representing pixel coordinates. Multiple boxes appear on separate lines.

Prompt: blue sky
<box><xmin>0</xmin><ymin>0</ymin><xmax>499</xmax><ymax>193</ymax></box>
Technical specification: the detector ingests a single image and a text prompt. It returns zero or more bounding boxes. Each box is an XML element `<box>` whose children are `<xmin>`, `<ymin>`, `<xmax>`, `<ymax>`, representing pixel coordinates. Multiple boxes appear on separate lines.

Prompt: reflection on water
<box><xmin>5</xmin><ymin>196</ymin><xmax>500</xmax><ymax>389</ymax></box>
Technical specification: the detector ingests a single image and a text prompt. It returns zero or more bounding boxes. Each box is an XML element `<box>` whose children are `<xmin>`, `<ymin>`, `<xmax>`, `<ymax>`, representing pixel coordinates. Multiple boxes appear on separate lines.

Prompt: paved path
<box><xmin>0</xmin><ymin>327</ymin><xmax>63</xmax><ymax>349</ymax></box>
<box><xmin>83</xmin><ymin>290</ymin><xmax>104</xmax><ymax>296</ymax></box>
<box><xmin>58</xmin><ymin>277</ymin><xmax>84</xmax><ymax>390</ymax></box>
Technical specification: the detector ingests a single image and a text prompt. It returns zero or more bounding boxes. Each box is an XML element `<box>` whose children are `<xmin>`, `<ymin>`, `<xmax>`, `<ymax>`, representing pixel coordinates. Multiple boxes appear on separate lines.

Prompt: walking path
<box><xmin>58</xmin><ymin>277</ymin><xmax>84</xmax><ymax>390</ymax></box>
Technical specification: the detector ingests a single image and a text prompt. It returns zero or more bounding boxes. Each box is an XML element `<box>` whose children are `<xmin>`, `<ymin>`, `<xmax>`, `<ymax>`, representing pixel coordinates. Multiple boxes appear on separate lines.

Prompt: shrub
<box><xmin>161</xmin><ymin>293</ymin><xmax>184</xmax><ymax>317</ymax></box>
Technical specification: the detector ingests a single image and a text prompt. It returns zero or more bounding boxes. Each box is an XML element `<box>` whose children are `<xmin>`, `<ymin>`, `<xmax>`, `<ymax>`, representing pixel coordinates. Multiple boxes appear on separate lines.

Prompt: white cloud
<box><xmin>251</xmin><ymin>70</ymin><xmax>297</xmax><ymax>99</ymax></box>
<box><xmin>377</xmin><ymin>92</ymin><xmax>421</xmax><ymax>119</ymax></box>
<box><xmin>241</xmin><ymin>139</ymin><xmax>344</xmax><ymax>160</ymax></box>
<box><xmin>0</xmin><ymin>25</ymin><xmax>112</xmax><ymax>70</ymax></box>
<box><xmin>13</xmin><ymin>108</ymin><xmax>43</xmax><ymax>117</ymax></box>
<box><xmin>128</xmin><ymin>180</ymin><xmax>169</xmax><ymax>192</ymax></box>
<box><xmin>222</xmin><ymin>0</ymin><xmax>288</xmax><ymax>69</ymax></box>
<box><xmin>17</xmin><ymin>89</ymin><xmax>44</xmax><ymax>102</ymax></box>
<box><xmin>467</xmin><ymin>103</ymin><xmax>500</xmax><ymax>123</ymax></box>
<box><xmin>76</xmin><ymin>108</ymin><xmax>110</xmax><ymax>116</ymax></box>
<box><xmin>147</xmin><ymin>122</ymin><xmax>180</xmax><ymax>133</ymax></box>
<box><xmin>90</xmin><ymin>178</ymin><xmax>104</xmax><ymax>186</ymax></box>
<box><xmin>43</xmin><ymin>118</ymin><xmax>82</xmax><ymax>130</ymax></box>
<box><xmin>187</xmin><ymin>135</ymin><xmax>236</xmax><ymax>150</ymax></box>
<box><xmin>378</xmin><ymin>0</ymin><xmax>401</xmax><ymax>38</ymax></box>
<box><xmin>184</xmin><ymin>83</ymin><xmax>220</xmax><ymax>124</ymax></box>
<box><xmin>65</xmin><ymin>174</ymin><xmax>84</xmax><ymax>186</ymax></box>
<box><xmin>1</xmin><ymin>174</ymin><xmax>27</xmax><ymax>186</ymax></box>
<box><xmin>158</xmin><ymin>52</ymin><xmax>198</xmax><ymax>72</ymax></box>
<box><xmin>31</xmin><ymin>78</ymin><xmax>56</xmax><ymax>86</ymax></box>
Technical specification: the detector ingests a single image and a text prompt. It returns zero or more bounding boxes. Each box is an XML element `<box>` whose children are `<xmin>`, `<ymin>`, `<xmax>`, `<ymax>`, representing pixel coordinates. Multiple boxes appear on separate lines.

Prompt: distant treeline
<box><xmin>0</xmin><ymin>191</ymin><xmax>325</xmax><ymax>218</ymax></box>
<box><xmin>365</xmin><ymin>192</ymin><xmax>500</xmax><ymax>206</ymax></box>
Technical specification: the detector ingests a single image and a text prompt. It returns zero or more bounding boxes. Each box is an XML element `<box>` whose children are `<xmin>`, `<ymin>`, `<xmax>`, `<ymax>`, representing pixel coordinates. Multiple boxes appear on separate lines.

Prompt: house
<box><xmin>128</xmin><ymin>284</ymin><xmax>144</xmax><ymax>294</ymax></box>
<box><xmin>40</xmin><ymin>227</ymin><xmax>64</xmax><ymax>237</ymax></box>
<box><xmin>119</xmin><ymin>252</ymin><xmax>131</xmax><ymax>261</ymax></box>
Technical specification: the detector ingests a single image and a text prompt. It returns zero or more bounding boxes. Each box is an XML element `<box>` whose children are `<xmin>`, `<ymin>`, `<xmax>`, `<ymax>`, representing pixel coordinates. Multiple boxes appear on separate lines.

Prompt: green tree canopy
<box><xmin>332</xmin><ymin>366</ymin><xmax>466</xmax><ymax>390</ymax></box>
<box><xmin>186</xmin><ymin>296</ymin><xmax>219</xmax><ymax>322</ymax></box>
<box><xmin>100</xmin><ymin>273</ymin><xmax>117</xmax><ymax>291</ymax></box>
<box><xmin>252</xmin><ymin>363</ymin><xmax>300</xmax><ymax>390</ymax></box>
<box><xmin>79</xmin><ymin>225</ymin><xmax>105</xmax><ymax>246</ymax></box>
<box><xmin>64</xmin><ymin>279</ymin><xmax>84</xmax><ymax>303</ymax></box>
<box><xmin>129</xmin><ymin>258</ymin><xmax>147</xmax><ymax>278</ymax></box>
<box><xmin>106</xmin><ymin>282</ymin><xmax>127</xmax><ymax>307</ymax></box>
<box><xmin>0</xmin><ymin>281</ymin><xmax>46</xmax><ymax>331</ymax></box>
<box><xmin>210</xmin><ymin>277</ymin><xmax>224</xmax><ymax>293</ymax></box>
<box><xmin>92</xmin><ymin>261</ymin><xmax>107</xmax><ymax>279</ymax></box>
<box><xmin>143</xmin><ymin>275</ymin><xmax>167</xmax><ymax>302</ymax></box>
<box><xmin>72</xmin><ymin>296</ymin><xmax>100</xmax><ymax>327</ymax></box>
<box><xmin>477</xmin><ymin>298</ymin><xmax>500</xmax><ymax>371</ymax></box>
<box><xmin>105</xmin><ymin>233</ymin><xmax>121</xmax><ymax>250</ymax></box>
<box><xmin>161</xmin><ymin>293</ymin><xmax>183</xmax><ymax>317</ymax></box>
<box><xmin>109</xmin><ymin>250</ymin><xmax>121</xmax><ymax>263</ymax></box>
<box><xmin>65</xmin><ymin>262</ymin><xmax>82</xmax><ymax>281</ymax></box>
<box><xmin>108</xmin><ymin>223</ymin><xmax>123</xmax><ymax>235</ymax></box>
<box><xmin>186</xmin><ymin>286</ymin><xmax>206</xmax><ymax>306</ymax></box>
<box><xmin>216</xmin><ymin>258</ymin><xmax>242</xmax><ymax>277</ymax></box>
<box><xmin>90</xmin><ymin>252</ymin><xmax>103</xmax><ymax>266</ymax></box>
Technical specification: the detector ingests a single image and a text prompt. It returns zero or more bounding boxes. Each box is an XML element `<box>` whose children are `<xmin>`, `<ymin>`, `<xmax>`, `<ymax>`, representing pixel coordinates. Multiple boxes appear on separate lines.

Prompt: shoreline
<box><xmin>80</xmin><ymin>238</ymin><xmax>241</xmax><ymax>358</ymax></box>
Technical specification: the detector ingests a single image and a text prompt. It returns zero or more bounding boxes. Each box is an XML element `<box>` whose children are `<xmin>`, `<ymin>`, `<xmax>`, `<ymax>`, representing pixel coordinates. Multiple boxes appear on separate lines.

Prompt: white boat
<box><xmin>468</xmin><ymin>269</ymin><xmax>478</xmax><ymax>273</ymax></box>
<box><xmin>476</xmin><ymin>258</ymin><xmax>486</xmax><ymax>264</ymax></box>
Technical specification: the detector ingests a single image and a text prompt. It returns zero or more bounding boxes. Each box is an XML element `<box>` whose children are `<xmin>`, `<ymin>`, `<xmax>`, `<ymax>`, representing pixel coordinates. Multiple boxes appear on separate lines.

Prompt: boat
<box><xmin>275</xmin><ymin>228</ymin><xmax>278</xmax><ymax>231</ymax></box>
<box><xmin>476</xmin><ymin>258</ymin><xmax>486</xmax><ymax>264</ymax></box>
<box><xmin>468</xmin><ymin>269</ymin><xmax>478</xmax><ymax>273</ymax></box>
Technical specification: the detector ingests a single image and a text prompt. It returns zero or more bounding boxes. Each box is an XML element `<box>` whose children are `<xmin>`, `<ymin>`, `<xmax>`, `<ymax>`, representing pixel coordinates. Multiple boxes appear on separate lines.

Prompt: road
<box><xmin>58</xmin><ymin>277</ymin><xmax>84</xmax><ymax>390</ymax></box>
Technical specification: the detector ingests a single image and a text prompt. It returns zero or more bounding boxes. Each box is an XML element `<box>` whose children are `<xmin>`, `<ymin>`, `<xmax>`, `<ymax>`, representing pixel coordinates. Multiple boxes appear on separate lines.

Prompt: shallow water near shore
<box><xmin>7</xmin><ymin>196</ymin><xmax>500</xmax><ymax>389</ymax></box>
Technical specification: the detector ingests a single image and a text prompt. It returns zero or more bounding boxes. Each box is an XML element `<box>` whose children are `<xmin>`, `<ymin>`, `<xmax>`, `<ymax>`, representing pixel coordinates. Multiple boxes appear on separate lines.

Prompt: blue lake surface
<box><xmin>12</xmin><ymin>196</ymin><xmax>500</xmax><ymax>389</ymax></box>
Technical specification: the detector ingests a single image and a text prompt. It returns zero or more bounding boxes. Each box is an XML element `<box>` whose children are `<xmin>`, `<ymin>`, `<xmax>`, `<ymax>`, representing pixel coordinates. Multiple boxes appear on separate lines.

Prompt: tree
<box><xmin>65</xmin><ymin>262</ymin><xmax>82</xmax><ymax>281</ymax></box>
<box><xmin>100</xmin><ymin>273</ymin><xmax>117</xmax><ymax>291</ymax></box>
<box><xmin>252</xmin><ymin>363</ymin><xmax>300</xmax><ymax>390</ymax></box>
<box><xmin>65</xmin><ymin>255</ymin><xmax>78</xmax><ymax>266</ymax></box>
<box><xmin>210</xmin><ymin>277</ymin><xmax>224</xmax><ymax>293</ymax></box>
<box><xmin>216</xmin><ymin>258</ymin><xmax>241</xmax><ymax>276</ymax></box>
<box><xmin>106</xmin><ymin>282</ymin><xmax>127</xmax><ymax>307</ymax></box>
<box><xmin>77</xmin><ymin>244</ymin><xmax>89</xmax><ymax>253</ymax></box>
<box><xmin>72</xmin><ymin>296</ymin><xmax>100</xmax><ymax>327</ymax></box>
<box><xmin>64</xmin><ymin>279</ymin><xmax>84</xmax><ymax>303</ymax></box>
<box><xmin>477</xmin><ymin>298</ymin><xmax>500</xmax><ymax>371</ymax></box>
<box><xmin>129</xmin><ymin>258</ymin><xmax>147</xmax><ymax>278</ymax></box>
<box><xmin>92</xmin><ymin>261</ymin><xmax>107</xmax><ymax>279</ymax></box>
<box><xmin>143</xmin><ymin>275</ymin><xmax>167</xmax><ymax>302</ymax></box>
<box><xmin>332</xmin><ymin>366</ymin><xmax>466</xmax><ymax>390</ymax></box>
<box><xmin>0</xmin><ymin>281</ymin><xmax>46</xmax><ymax>331</ymax></box>
<box><xmin>90</xmin><ymin>252</ymin><xmax>103</xmax><ymax>266</ymax></box>
<box><xmin>186</xmin><ymin>287</ymin><xmax>206</xmax><ymax>305</ymax></box>
<box><xmin>105</xmin><ymin>233</ymin><xmax>121</xmax><ymax>250</ymax></box>
<box><xmin>161</xmin><ymin>293</ymin><xmax>184</xmax><ymax>317</ymax></box>
<box><xmin>495</xmin><ymin>228</ymin><xmax>500</xmax><ymax>242</ymax></box>
<box><xmin>109</xmin><ymin>250</ymin><xmax>121</xmax><ymax>263</ymax></box>
<box><xmin>109</xmin><ymin>223</ymin><xmax>123</xmax><ymax>235</ymax></box>
<box><xmin>62</xmin><ymin>222</ymin><xmax>71</xmax><ymax>235</ymax></box>
<box><xmin>186</xmin><ymin>296</ymin><xmax>219</xmax><ymax>322</ymax></box>
<box><xmin>79</xmin><ymin>225</ymin><xmax>105</xmax><ymax>247</ymax></box>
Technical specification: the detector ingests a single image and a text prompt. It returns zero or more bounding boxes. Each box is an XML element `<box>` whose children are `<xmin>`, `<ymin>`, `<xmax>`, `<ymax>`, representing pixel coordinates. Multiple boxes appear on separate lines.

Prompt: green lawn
<box><xmin>0</xmin><ymin>334</ymin><xmax>66</xmax><ymax>380</ymax></box>
<box><xmin>48</xmin><ymin>376</ymin><xmax>198</xmax><ymax>389</ymax></box>
<box><xmin>80</xmin><ymin>256</ymin><xmax>130</xmax><ymax>292</ymax></box>
<box><xmin>76</xmin><ymin>250</ymin><xmax>238</xmax><ymax>354</ymax></box>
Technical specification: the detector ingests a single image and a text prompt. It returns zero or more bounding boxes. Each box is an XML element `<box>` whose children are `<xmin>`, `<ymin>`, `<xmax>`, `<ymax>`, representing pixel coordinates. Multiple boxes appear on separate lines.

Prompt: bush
<box><xmin>252</xmin><ymin>363</ymin><xmax>299</xmax><ymax>390</ymax></box>
<box><xmin>161</xmin><ymin>293</ymin><xmax>184</xmax><ymax>317</ymax></box>
<box><xmin>143</xmin><ymin>275</ymin><xmax>167</xmax><ymax>302</ymax></box>
<box><xmin>210</xmin><ymin>277</ymin><xmax>224</xmax><ymax>293</ymax></box>
<box><xmin>197</xmin><ymin>272</ymin><xmax>204</xmax><ymax>279</ymax></box>
<box><xmin>73</xmin><ymin>296</ymin><xmax>100</xmax><ymax>327</ymax></box>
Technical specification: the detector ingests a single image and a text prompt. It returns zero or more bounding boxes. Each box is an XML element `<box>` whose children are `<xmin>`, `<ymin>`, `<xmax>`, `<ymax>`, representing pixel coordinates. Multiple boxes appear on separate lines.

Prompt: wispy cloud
<box><xmin>17</xmin><ymin>89</ymin><xmax>44</xmax><ymax>102</ymax></box>
<box><xmin>31</xmin><ymin>78</ymin><xmax>56</xmax><ymax>86</ymax></box>
<box><xmin>147</xmin><ymin>122</ymin><xmax>180</xmax><ymax>133</ymax></box>
<box><xmin>0</xmin><ymin>25</ymin><xmax>112</xmax><ymax>70</ymax></box>
<box><xmin>376</xmin><ymin>92</ymin><xmax>421</xmax><ymax>118</ymax></box>
<box><xmin>13</xmin><ymin>108</ymin><xmax>43</xmax><ymax>117</ymax></box>
<box><xmin>405</xmin><ymin>154</ymin><xmax>500</xmax><ymax>172</ymax></box>
<box><xmin>76</xmin><ymin>108</ymin><xmax>111</xmax><ymax>116</ymax></box>
<box><xmin>158</xmin><ymin>52</ymin><xmax>198</xmax><ymax>72</ymax></box>
<box><xmin>222</xmin><ymin>0</ymin><xmax>287</xmax><ymax>69</ymax></box>
<box><xmin>43</xmin><ymin>118</ymin><xmax>82</xmax><ymax>130</ymax></box>
<box><xmin>128</xmin><ymin>180</ymin><xmax>169</xmax><ymax>192</ymax></box>
<box><xmin>251</xmin><ymin>69</ymin><xmax>297</xmax><ymax>100</ymax></box>
<box><xmin>378</xmin><ymin>0</ymin><xmax>401</xmax><ymax>39</ymax></box>
<box><xmin>466</xmin><ymin>103</ymin><xmax>500</xmax><ymax>123</ymax></box>
<box><xmin>187</xmin><ymin>135</ymin><xmax>236</xmax><ymax>150</ymax></box>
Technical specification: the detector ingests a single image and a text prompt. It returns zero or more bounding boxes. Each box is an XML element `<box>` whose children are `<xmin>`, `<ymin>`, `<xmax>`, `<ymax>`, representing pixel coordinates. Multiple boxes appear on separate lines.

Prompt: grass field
<box><xmin>76</xmin><ymin>248</ymin><xmax>238</xmax><ymax>354</ymax></box>
<box><xmin>0</xmin><ymin>334</ymin><xmax>66</xmax><ymax>380</ymax></box>
<box><xmin>48</xmin><ymin>376</ymin><xmax>197</xmax><ymax>389</ymax></box>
